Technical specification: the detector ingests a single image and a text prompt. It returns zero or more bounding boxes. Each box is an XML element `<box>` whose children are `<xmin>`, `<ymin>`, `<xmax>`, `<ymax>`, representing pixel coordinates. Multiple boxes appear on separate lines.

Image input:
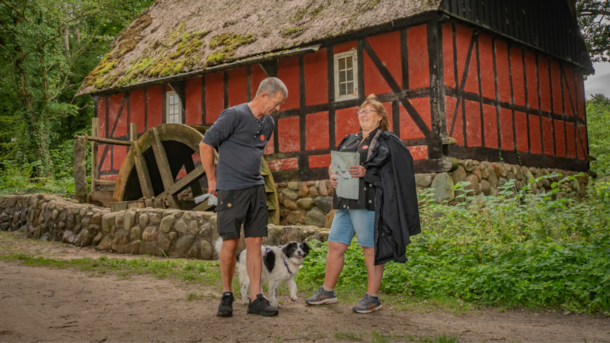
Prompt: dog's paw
<box><xmin>290</xmin><ymin>295</ymin><xmax>298</xmax><ymax>302</ymax></box>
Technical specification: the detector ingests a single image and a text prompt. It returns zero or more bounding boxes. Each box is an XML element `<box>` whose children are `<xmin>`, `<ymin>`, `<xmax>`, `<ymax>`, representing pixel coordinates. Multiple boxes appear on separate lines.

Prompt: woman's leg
<box><xmin>323</xmin><ymin>241</ymin><xmax>349</xmax><ymax>289</ymax></box>
<box><xmin>362</xmin><ymin>246</ymin><xmax>384</xmax><ymax>295</ymax></box>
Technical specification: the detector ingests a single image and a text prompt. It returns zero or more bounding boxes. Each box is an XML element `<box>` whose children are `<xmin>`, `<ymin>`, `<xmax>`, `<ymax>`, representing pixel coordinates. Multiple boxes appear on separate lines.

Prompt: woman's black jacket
<box><xmin>363</xmin><ymin>130</ymin><xmax>421</xmax><ymax>265</ymax></box>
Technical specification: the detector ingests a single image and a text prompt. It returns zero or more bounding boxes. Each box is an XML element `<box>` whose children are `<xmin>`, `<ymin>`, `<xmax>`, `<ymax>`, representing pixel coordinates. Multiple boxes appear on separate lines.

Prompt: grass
<box><xmin>333</xmin><ymin>331</ymin><xmax>459</xmax><ymax>343</ymax></box>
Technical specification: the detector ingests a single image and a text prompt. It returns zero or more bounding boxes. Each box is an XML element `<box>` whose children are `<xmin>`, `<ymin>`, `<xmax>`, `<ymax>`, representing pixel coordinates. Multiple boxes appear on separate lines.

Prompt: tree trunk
<box><xmin>74</xmin><ymin>20</ymin><xmax>81</xmax><ymax>46</ymax></box>
<box><xmin>62</xmin><ymin>24</ymin><xmax>70</xmax><ymax>59</ymax></box>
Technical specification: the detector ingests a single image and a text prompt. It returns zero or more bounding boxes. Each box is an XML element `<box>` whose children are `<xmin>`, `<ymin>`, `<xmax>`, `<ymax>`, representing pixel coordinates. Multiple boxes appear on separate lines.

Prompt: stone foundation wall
<box><xmin>0</xmin><ymin>194</ymin><xmax>329</xmax><ymax>260</ymax></box>
<box><xmin>277</xmin><ymin>159</ymin><xmax>590</xmax><ymax>226</ymax></box>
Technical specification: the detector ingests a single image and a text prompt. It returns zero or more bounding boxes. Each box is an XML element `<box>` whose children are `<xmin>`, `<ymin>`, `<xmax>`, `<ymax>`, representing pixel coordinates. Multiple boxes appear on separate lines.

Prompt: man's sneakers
<box><xmin>217</xmin><ymin>292</ymin><xmax>234</xmax><ymax>317</ymax></box>
<box><xmin>352</xmin><ymin>293</ymin><xmax>383</xmax><ymax>314</ymax></box>
<box><xmin>247</xmin><ymin>294</ymin><xmax>279</xmax><ymax>316</ymax></box>
<box><xmin>305</xmin><ymin>286</ymin><xmax>338</xmax><ymax>305</ymax></box>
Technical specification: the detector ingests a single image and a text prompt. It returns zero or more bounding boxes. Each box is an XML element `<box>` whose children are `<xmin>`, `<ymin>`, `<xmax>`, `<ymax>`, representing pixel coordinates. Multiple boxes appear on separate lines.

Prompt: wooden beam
<box><xmin>91</xmin><ymin>118</ymin><xmax>99</xmax><ymax>194</ymax></box>
<box><xmin>151</xmin><ymin>127</ymin><xmax>179</xmax><ymax>208</ymax></box>
<box><xmin>130</xmin><ymin>123</ymin><xmax>137</xmax><ymax>142</ymax></box>
<box><xmin>158</xmin><ymin>164</ymin><xmax>205</xmax><ymax>199</ymax></box>
<box><xmin>183</xmin><ymin>157</ymin><xmax>204</xmax><ymax>197</ymax></box>
<box><xmin>133</xmin><ymin>141</ymin><xmax>155</xmax><ymax>199</ymax></box>
<box><xmin>84</xmin><ymin>136</ymin><xmax>132</xmax><ymax>146</ymax></box>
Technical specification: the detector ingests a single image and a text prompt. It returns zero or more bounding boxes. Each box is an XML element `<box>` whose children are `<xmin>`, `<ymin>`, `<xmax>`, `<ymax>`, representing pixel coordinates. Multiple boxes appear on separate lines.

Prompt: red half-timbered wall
<box><xmin>441</xmin><ymin>21</ymin><xmax>588</xmax><ymax>170</ymax></box>
<box><xmin>94</xmin><ymin>18</ymin><xmax>589</xmax><ymax>182</ymax></box>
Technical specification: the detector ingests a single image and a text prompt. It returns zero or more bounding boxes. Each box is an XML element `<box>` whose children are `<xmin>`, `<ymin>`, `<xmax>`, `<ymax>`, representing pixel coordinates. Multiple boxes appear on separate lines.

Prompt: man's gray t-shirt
<box><xmin>202</xmin><ymin>103</ymin><xmax>275</xmax><ymax>191</ymax></box>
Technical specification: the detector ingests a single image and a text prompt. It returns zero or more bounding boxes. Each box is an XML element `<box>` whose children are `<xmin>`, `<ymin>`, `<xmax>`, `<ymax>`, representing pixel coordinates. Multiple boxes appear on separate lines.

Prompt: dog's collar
<box><xmin>282</xmin><ymin>256</ymin><xmax>293</xmax><ymax>275</ymax></box>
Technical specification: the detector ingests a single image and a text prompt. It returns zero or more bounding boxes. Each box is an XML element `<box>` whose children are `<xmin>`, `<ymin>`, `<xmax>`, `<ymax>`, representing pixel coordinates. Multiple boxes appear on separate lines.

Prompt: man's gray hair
<box><xmin>256</xmin><ymin>77</ymin><xmax>288</xmax><ymax>98</ymax></box>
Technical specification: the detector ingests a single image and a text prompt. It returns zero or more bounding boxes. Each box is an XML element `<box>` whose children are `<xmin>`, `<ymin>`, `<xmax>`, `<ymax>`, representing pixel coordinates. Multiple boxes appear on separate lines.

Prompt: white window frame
<box><xmin>166</xmin><ymin>90</ymin><xmax>183</xmax><ymax>124</ymax></box>
<box><xmin>333</xmin><ymin>50</ymin><xmax>359</xmax><ymax>101</ymax></box>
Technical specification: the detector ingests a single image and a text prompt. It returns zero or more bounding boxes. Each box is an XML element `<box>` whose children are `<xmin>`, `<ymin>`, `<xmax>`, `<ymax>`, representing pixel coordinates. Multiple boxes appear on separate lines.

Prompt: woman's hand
<box><xmin>349</xmin><ymin>165</ymin><xmax>366</xmax><ymax>178</ymax></box>
<box><xmin>330</xmin><ymin>175</ymin><xmax>338</xmax><ymax>188</ymax></box>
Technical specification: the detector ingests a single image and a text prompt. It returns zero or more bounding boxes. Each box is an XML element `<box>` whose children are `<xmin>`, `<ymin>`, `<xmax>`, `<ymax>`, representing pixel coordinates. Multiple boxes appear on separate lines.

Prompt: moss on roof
<box><xmin>77</xmin><ymin>0</ymin><xmax>442</xmax><ymax>95</ymax></box>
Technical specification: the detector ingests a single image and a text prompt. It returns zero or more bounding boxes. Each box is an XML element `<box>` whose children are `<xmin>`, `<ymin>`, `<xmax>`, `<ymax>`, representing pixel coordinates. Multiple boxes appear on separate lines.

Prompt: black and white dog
<box><xmin>214</xmin><ymin>239</ymin><xmax>310</xmax><ymax>307</ymax></box>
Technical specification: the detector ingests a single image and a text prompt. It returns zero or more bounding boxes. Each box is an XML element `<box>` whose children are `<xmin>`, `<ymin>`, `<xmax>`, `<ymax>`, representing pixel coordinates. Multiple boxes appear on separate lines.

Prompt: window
<box><xmin>166</xmin><ymin>91</ymin><xmax>183</xmax><ymax>124</ymax></box>
<box><xmin>334</xmin><ymin>50</ymin><xmax>358</xmax><ymax>101</ymax></box>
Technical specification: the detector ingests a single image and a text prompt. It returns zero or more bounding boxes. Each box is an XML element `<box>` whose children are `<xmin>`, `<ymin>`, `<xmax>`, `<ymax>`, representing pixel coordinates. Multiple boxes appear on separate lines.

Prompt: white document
<box><xmin>331</xmin><ymin>151</ymin><xmax>360</xmax><ymax>200</ymax></box>
<box><xmin>193</xmin><ymin>193</ymin><xmax>218</xmax><ymax>206</ymax></box>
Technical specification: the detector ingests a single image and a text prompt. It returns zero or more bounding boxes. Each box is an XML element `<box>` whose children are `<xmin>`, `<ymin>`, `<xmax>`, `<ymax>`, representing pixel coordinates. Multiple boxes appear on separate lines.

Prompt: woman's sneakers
<box><xmin>217</xmin><ymin>292</ymin><xmax>234</xmax><ymax>317</ymax></box>
<box><xmin>352</xmin><ymin>293</ymin><xmax>383</xmax><ymax>313</ymax></box>
<box><xmin>305</xmin><ymin>286</ymin><xmax>338</xmax><ymax>305</ymax></box>
<box><xmin>247</xmin><ymin>294</ymin><xmax>279</xmax><ymax>316</ymax></box>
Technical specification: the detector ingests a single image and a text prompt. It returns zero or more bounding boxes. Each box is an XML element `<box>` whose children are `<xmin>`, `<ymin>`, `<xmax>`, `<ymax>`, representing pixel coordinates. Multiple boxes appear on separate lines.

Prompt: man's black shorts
<box><xmin>216</xmin><ymin>185</ymin><xmax>268</xmax><ymax>240</ymax></box>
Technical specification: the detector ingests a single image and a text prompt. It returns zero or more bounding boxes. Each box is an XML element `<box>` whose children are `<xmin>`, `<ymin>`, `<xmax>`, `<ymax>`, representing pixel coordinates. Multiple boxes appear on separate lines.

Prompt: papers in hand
<box><xmin>194</xmin><ymin>193</ymin><xmax>218</xmax><ymax>206</ymax></box>
<box><xmin>331</xmin><ymin>151</ymin><xmax>360</xmax><ymax>200</ymax></box>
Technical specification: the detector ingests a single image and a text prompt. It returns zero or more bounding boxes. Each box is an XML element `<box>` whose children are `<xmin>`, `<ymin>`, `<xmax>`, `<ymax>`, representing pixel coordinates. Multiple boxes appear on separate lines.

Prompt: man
<box><xmin>199</xmin><ymin>77</ymin><xmax>287</xmax><ymax>317</ymax></box>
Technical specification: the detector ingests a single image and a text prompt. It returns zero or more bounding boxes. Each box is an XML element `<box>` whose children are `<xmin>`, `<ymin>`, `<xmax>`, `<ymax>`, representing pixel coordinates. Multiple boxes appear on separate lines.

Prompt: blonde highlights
<box><xmin>360</xmin><ymin>94</ymin><xmax>390</xmax><ymax>131</ymax></box>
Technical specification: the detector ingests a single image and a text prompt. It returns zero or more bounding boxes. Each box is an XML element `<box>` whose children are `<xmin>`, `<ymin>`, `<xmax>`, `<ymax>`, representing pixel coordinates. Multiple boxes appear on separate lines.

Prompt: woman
<box><xmin>305</xmin><ymin>94</ymin><xmax>421</xmax><ymax>313</ymax></box>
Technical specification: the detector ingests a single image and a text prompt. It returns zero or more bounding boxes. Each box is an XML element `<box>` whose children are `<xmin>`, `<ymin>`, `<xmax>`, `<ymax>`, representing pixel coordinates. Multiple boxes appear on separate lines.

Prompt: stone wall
<box><xmin>277</xmin><ymin>159</ymin><xmax>590</xmax><ymax>225</ymax></box>
<box><xmin>0</xmin><ymin>194</ymin><xmax>329</xmax><ymax>260</ymax></box>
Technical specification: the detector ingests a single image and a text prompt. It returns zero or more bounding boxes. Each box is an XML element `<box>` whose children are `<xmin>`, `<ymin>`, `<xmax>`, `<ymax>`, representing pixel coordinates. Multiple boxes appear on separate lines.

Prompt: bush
<box><xmin>299</xmin><ymin>175</ymin><xmax>610</xmax><ymax>314</ymax></box>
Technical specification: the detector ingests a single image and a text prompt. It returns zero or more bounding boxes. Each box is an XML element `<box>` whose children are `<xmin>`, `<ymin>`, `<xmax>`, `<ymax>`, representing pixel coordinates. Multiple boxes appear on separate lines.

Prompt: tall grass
<box><xmin>300</xmin><ymin>174</ymin><xmax>610</xmax><ymax>314</ymax></box>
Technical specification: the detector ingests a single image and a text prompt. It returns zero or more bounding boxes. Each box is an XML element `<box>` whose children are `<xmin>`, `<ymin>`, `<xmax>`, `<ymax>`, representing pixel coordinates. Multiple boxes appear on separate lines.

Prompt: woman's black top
<box><xmin>332</xmin><ymin>128</ymin><xmax>379</xmax><ymax>211</ymax></box>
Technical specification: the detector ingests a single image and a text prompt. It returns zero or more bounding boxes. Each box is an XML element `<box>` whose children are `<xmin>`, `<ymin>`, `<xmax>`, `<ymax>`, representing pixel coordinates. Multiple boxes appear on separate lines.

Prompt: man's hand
<box><xmin>207</xmin><ymin>180</ymin><xmax>216</xmax><ymax>194</ymax></box>
<box><xmin>200</xmin><ymin>141</ymin><xmax>217</xmax><ymax>194</ymax></box>
<box><xmin>349</xmin><ymin>165</ymin><xmax>366</xmax><ymax>178</ymax></box>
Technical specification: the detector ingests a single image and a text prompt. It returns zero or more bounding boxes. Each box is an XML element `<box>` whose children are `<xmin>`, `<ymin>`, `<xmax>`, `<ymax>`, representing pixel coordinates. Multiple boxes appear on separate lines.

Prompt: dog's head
<box><xmin>281</xmin><ymin>241</ymin><xmax>311</xmax><ymax>264</ymax></box>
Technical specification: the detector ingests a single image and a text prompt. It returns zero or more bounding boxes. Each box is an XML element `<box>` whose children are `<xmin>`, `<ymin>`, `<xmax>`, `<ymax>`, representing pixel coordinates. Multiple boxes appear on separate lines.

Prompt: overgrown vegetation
<box><xmin>301</xmin><ymin>175</ymin><xmax>610</xmax><ymax>315</ymax></box>
<box><xmin>587</xmin><ymin>94</ymin><xmax>610</xmax><ymax>175</ymax></box>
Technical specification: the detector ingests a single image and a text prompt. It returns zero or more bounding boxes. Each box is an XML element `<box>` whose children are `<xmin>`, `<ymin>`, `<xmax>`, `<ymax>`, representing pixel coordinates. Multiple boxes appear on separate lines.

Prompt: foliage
<box><xmin>586</xmin><ymin>94</ymin><xmax>610</xmax><ymax>175</ymax></box>
<box><xmin>300</xmin><ymin>176</ymin><xmax>610</xmax><ymax>314</ymax></box>
<box><xmin>577</xmin><ymin>0</ymin><xmax>610</xmax><ymax>62</ymax></box>
<box><xmin>0</xmin><ymin>0</ymin><xmax>153</xmax><ymax>181</ymax></box>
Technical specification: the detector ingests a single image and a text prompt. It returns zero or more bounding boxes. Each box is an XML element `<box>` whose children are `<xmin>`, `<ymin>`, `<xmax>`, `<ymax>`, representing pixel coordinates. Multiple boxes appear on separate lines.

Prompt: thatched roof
<box><xmin>77</xmin><ymin>0</ymin><xmax>442</xmax><ymax>96</ymax></box>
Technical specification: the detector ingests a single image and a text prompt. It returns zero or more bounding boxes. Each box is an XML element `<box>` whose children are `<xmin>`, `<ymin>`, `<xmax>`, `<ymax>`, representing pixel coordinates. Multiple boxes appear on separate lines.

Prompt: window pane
<box><xmin>346</xmin><ymin>57</ymin><xmax>353</xmax><ymax>69</ymax></box>
<box><xmin>340</xmin><ymin>83</ymin><xmax>347</xmax><ymax>95</ymax></box>
<box><xmin>339</xmin><ymin>58</ymin><xmax>346</xmax><ymax>70</ymax></box>
<box><xmin>339</xmin><ymin>70</ymin><xmax>346</xmax><ymax>83</ymax></box>
<box><xmin>347</xmin><ymin>69</ymin><xmax>353</xmax><ymax>82</ymax></box>
<box><xmin>347</xmin><ymin>82</ymin><xmax>354</xmax><ymax>95</ymax></box>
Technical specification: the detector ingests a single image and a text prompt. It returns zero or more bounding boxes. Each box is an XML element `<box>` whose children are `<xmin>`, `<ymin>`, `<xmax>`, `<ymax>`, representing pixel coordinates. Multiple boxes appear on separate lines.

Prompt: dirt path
<box><xmin>0</xmin><ymin>233</ymin><xmax>609</xmax><ymax>343</ymax></box>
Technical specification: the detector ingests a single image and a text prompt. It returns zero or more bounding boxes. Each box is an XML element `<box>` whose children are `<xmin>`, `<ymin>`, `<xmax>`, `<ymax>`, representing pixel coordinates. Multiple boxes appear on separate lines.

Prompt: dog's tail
<box><xmin>213</xmin><ymin>237</ymin><xmax>242</xmax><ymax>262</ymax></box>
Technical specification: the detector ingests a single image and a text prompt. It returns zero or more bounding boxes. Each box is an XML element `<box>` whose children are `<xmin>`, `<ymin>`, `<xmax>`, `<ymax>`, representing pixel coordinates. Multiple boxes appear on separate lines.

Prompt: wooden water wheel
<box><xmin>112</xmin><ymin>123</ymin><xmax>280</xmax><ymax>224</ymax></box>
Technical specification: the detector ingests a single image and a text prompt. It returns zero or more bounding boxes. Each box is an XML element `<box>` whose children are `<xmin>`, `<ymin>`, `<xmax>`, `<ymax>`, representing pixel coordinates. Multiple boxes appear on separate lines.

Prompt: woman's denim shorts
<box><xmin>328</xmin><ymin>209</ymin><xmax>375</xmax><ymax>247</ymax></box>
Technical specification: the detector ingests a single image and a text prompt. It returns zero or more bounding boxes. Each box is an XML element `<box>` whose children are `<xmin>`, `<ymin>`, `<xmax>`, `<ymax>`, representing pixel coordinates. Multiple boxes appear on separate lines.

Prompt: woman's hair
<box><xmin>360</xmin><ymin>94</ymin><xmax>390</xmax><ymax>131</ymax></box>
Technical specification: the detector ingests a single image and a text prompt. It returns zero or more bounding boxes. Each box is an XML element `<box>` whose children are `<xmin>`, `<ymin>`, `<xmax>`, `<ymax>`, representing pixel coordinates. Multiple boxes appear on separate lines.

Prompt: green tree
<box><xmin>586</xmin><ymin>94</ymin><xmax>610</xmax><ymax>175</ymax></box>
<box><xmin>577</xmin><ymin>0</ymin><xmax>610</xmax><ymax>62</ymax></box>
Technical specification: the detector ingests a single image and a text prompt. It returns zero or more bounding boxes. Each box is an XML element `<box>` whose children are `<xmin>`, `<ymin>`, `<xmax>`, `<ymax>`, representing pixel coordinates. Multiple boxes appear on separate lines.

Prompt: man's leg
<box><xmin>220</xmin><ymin>238</ymin><xmax>239</xmax><ymax>293</ymax></box>
<box><xmin>244</xmin><ymin>236</ymin><xmax>263</xmax><ymax>300</ymax></box>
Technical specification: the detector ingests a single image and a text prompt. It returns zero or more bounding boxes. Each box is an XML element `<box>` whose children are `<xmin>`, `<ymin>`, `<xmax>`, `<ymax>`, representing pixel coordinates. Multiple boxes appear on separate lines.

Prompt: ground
<box><xmin>0</xmin><ymin>231</ymin><xmax>608</xmax><ymax>343</ymax></box>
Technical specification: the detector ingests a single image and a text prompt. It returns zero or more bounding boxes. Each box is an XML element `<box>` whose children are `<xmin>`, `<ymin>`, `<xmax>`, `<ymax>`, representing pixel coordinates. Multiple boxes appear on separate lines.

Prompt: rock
<box><xmin>283</xmin><ymin>198</ymin><xmax>298</xmax><ymax>211</ymax></box>
<box><xmin>280</xmin><ymin>208</ymin><xmax>291</xmax><ymax>218</ymax></box>
<box><xmin>286</xmin><ymin>211</ymin><xmax>306</xmax><ymax>225</ymax></box>
<box><xmin>452</xmin><ymin>166</ymin><xmax>467</xmax><ymax>185</ymax></box>
<box><xmin>319</xmin><ymin>180</ymin><xmax>328</xmax><ymax>196</ymax></box>
<box><xmin>308</xmin><ymin>186</ymin><xmax>319</xmax><ymax>198</ymax></box>
<box><xmin>280</xmin><ymin>227</ymin><xmax>301</xmax><ymax>244</ymax></box>
<box><xmin>480</xmin><ymin>180</ymin><xmax>492</xmax><ymax>196</ymax></box>
<box><xmin>480</xmin><ymin>161</ymin><xmax>491</xmax><ymax>179</ymax></box>
<box><xmin>97</xmin><ymin>235</ymin><xmax>112</xmax><ymax>251</ymax></box>
<box><xmin>188</xmin><ymin>220</ymin><xmax>199</xmax><ymax>235</ymax></box>
<box><xmin>515</xmin><ymin>166</ymin><xmax>524</xmax><ymax>180</ymax></box>
<box><xmin>149</xmin><ymin>213</ymin><xmax>161</xmax><ymax>225</ymax></box>
<box><xmin>305</xmin><ymin>208</ymin><xmax>325</xmax><ymax>228</ymax></box>
<box><xmin>130</xmin><ymin>226</ymin><xmax>142</xmax><ymax>240</ymax></box>
<box><xmin>81</xmin><ymin>216</ymin><xmax>90</xmax><ymax>228</ymax></box>
<box><xmin>51</xmin><ymin>209</ymin><xmax>59</xmax><ymax>220</ymax></box>
<box><xmin>200</xmin><ymin>240</ymin><xmax>213</xmax><ymax>260</ymax></box>
<box><xmin>498</xmin><ymin>177</ymin><xmax>508</xmax><ymax>187</ymax></box>
<box><xmin>91</xmin><ymin>213</ymin><xmax>102</xmax><ymax>224</ymax></box>
<box><xmin>140</xmin><ymin>241</ymin><xmax>161</xmax><ymax>256</ymax></box>
<box><xmin>157</xmin><ymin>233</ymin><xmax>172</xmax><ymax>251</ymax></box>
<box><xmin>325</xmin><ymin>210</ymin><xmax>336</xmax><ymax>228</ymax></box>
<box><xmin>74</xmin><ymin>229</ymin><xmax>92</xmax><ymax>247</ymax></box>
<box><xmin>287</xmin><ymin>182</ymin><xmax>299</xmax><ymax>191</ymax></box>
<box><xmin>281</xmin><ymin>189</ymin><xmax>299</xmax><ymax>201</ymax></box>
<box><xmin>102</xmin><ymin>213</ymin><xmax>115</xmax><ymax>233</ymax></box>
<box><xmin>142</xmin><ymin>226</ymin><xmax>158</xmax><ymax>241</ymax></box>
<box><xmin>92</xmin><ymin>232</ymin><xmax>103</xmax><ymax>246</ymax></box>
<box><xmin>169</xmin><ymin>232</ymin><xmax>177</xmax><ymax>241</ymax></box>
<box><xmin>465</xmin><ymin>174</ymin><xmax>480</xmax><ymax>194</ymax></box>
<box><xmin>114</xmin><ymin>212</ymin><xmax>125</xmax><ymax>228</ymax></box>
<box><xmin>62</xmin><ymin>230</ymin><xmax>75</xmax><ymax>244</ymax></box>
<box><xmin>415</xmin><ymin>174</ymin><xmax>432</xmax><ymax>187</ymax></box>
<box><xmin>124</xmin><ymin>210</ymin><xmax>136</xmax><ymax>231</ymax></box>
<box><xmin>174</xmin><ymin>219</ymin><xmax>187</xmax><ymax>234</ymax></box>
<box><xmin>199</xmin><ymin>222</ymin><xmax>212</xmax><ymax>237</ymax></box>
<box><xmin>525</xmin><ymin>169</ymin><xmax>537</xmax><ymax>191</ymax></box>
<box><xmin>492</xmin><ymin>162</ymin><xmax>507</xmax><ymax>178</ymax></box>
<box><xmin>431</xmin><ymin>173</ymin><xmax>455</xmax><ymax>201</ymax></box>
<box><xmin>58</xmin><ymin>221</ymin><xmax>66</xmax><ymax>230</ymax></box>
<box><xmin>306</xmin><ymin>181</ymin><xmax>316</xmax><ymax>186</ymax></box>
<box><xmin>314</xmin><ymin>196</ymin><xmax>333</xmax><ymax>213</ymax></box>
<box><xmin>160</xmin><ymin>215</ymin><xmax>175</xmax><ymax>234</ymax></box>
<box><xmin>472</xmin><ymin>166</ymin><xmax>482</xmax><ymax>180</ymax></box>
<box><xmin>297</xmin><ymin>198</ymin><xmax>315</xmax><ymax>210</ymax></box>
<box><xmin>112</xmin><ymin>229</ymin><xmax>130</xmax><ymax>249</ymax></box>
<box><xmin>298</xmin><ymin>182</ymin><xmax>309</xmax><ymax>197</ymax></box>
<box><xmin>173</xmin><ymin>235</ymin><xmax>195</xmax><ymax>256</ymax></box>
<box><xmin>327</xmin><ymin>182</ymin><xmax>334</xmax><ymax>196</ymax></box>
<box><xmin>139</xmin><ymin>214</ymin><xmax>149</xmax><ymax>227</ymax></box>
<box><xmin>278</xmin><ymin>192</ymin><xmax>284</xmax><ymax>205</ymax></box>
<box><xmin>462</xmin><ymin>159</ymin><xmax>475</xmax><ymax>171</ymax></box>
